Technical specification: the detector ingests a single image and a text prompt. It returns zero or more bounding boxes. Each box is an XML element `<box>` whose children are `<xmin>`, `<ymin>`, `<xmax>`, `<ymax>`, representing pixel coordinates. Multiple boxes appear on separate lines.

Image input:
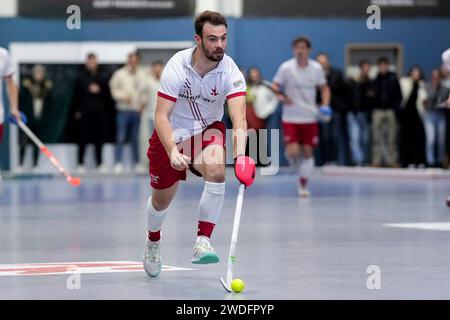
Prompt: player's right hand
<box><xmin>234</xmin><ymin>155</ymin><xmax>256</xmax><ymax>187</ymax></box>
<box><xmin>276</xmin><ymin>93</ymin><xmax>293</xmax><ymax>106</ymax></box>
<box><xmin>170</xmin><ymin>148</ymin><xmax>191</xmax><ymax>171</ymax></box>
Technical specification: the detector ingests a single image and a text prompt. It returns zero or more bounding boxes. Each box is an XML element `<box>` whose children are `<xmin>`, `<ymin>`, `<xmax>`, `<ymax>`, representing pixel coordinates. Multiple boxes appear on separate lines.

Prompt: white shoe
<box><xmin>298</xmin><ymin>188</ymin><xmax>311</xmax><ymax>198</ymax></box>
<box><xmin>114</xmin><ymin>163</ymin><xmax>124</xmax><ymax>174</ymax></box>
<box><xmin>298</xmin><ymin>178</ymin><xmax>311</xmax><ymax>198</ymax></box>
<box><xmin>191</xmin><ymin>236</ymin><xmax>219</xmax><ymax>264</ymax></box>
<box><xmin>97</xmin><ymin>164</ymin><xmax>108</xmax><ymax>174</ymax></box>
<box><xmin>134</xmin><ymin>164</ymin><xmax>146</xmax><ymax>174</ymax></box>
<box><xmin>143</xmin><ymin>241</ymin><xmax>162</xmax><ymax>278</ymax></box>
<box><xmin>31</xmin><ymin>166</ymin><xmax>41</xmax><ymax>174</ymax></box>
<box><xmin>76</xmin><ymin>165</ymin><xmax>86</xmax><ymax>175</ymax></box>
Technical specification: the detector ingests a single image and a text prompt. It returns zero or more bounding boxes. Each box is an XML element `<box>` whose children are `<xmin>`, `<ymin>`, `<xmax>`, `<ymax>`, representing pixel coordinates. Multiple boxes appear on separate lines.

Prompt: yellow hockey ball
<box><xmin>231</xmin><ymin>278</ymin><xmax>245</xmax><ymax>293</ymax></box>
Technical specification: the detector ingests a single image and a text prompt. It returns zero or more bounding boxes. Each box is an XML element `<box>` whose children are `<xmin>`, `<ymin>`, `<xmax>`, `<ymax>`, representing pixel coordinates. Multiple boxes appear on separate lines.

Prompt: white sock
<box><xmin>299</xmin><ymin>157</ymin><xmax>314</xmax><ymax>182</ymax></box>
<box><xmin>147</xmin><ymin>196</ymin><xmax>168</xmax><ymax>242</ymax></box>
<box><xmin>198</xmin><ymin>181</ymin><xmax>226</xmax><ymax>225</ymax></box>
<box><xmin>285</xmin><ymin>151</ymin><xmax>300</xmax><ymax>172</ymax></box>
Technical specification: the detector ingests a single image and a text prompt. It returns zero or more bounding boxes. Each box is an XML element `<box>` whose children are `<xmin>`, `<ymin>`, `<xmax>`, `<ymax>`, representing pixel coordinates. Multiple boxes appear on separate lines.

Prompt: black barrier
<box><xmin>18</xmin><ymin>0</ymin><xmax>196</xmax><ymax>19</ymax></box>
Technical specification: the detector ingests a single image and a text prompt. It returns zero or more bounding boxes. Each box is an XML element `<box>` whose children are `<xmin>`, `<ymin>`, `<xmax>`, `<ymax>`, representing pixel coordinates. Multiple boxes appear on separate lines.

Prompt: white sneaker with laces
<box><xmin>143</xmin><ymin>241</ymin><xmax>162</xmax><ymax>278</ymax></box>
<box><xmin>191</xmin><ymin>236</ymin><xmax>219</xmax><ymax>264</ymax></box>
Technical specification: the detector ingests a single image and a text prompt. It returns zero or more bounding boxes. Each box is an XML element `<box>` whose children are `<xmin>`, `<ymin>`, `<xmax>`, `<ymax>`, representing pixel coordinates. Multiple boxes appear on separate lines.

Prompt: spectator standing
<box><xmin>398</xmin><ymin>66</ymin><xmax>427</xmax><ymax>168</ymax></box>
<box><xmin>441</xmin><ymin>49</ymin><xmax>450</xmax><ymax>167</ymax></box>
<box><xmin>316</xmin><ymin>53</ymin><xmax>349</xmax><ymax>166</ymax></box>
<box><xmin>109</xmin><ymin>52</ymin><xmax>149</xmax><ymax>173</ymax></box>
<box><xmin>424</xmin><ymin>69</ymin><xmax>449</xmax><ymax>167</ymax></box>
<box><xmin>371</xmin><ymin>57</ymin><xmax>402</xmax><ymax>167</ymax></box>
<box><xmin>72</xmin><ymin>53</ymin><xmax>110</xmax><ymax>173</ymax></box>
<box><xmin>139</xmin><ymin>61</ymin><xmax>164</xmax><ymax>168</ymax></box>
<box><xmin>347</xmin><ymin>60</ymin><xmax>376</xmax><ymax>166</ymax></box>
<box><xmin>246</xmin><ymin>67</ymin><xmax>278</xmax><ymax>165</ymax></box>
<box><xmin>18</xmin><ymin>65</ymin><xmax>53</xmax><ymax>170</ymax></box>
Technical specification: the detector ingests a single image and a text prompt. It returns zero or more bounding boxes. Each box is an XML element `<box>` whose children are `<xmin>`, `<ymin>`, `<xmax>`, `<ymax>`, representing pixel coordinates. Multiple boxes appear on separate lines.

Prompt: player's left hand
<box><xmin>234</xmin><ymin>155</ymin><xmax>256</xmax><ymax>187</ymax></box>
<box><xmin>8</xmin><ymin>110</ymin><xmax>27</xmax><ymax>125</ymax></box>
<box><xmin>318</xmin><ymin>105</ymin><xmax>333</xmax><ymax>123</ymax></box>
<box><xmin>170</xmin><ymin>148</ymin><xmax>191</xmax><ymax>171</ymax></box>
<box><xmin>10</xmin><ymin>108</ymin><xmax>20</xmax><ymax>121</ymax></box>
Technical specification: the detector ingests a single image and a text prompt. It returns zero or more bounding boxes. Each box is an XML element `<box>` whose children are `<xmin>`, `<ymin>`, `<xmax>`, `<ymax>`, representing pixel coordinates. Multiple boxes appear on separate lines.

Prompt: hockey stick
<box><xmin>220</xmin><ymin>183</ymin><xmax>245</xmax><ymax>292</ymax></box>
<box><xmin>261</xmin><ymin>80</ymin><xmax>318</xmax><ymax>115</ymax></box>
<box><xmin>261</xmin><ymin>80</ymin><xmax>332</xmax><ymax>122</ymax></box>
<box><xmin>9</xmin><ymin>115</ymin><xmax>81</xmax><ymax>186</ymax></box>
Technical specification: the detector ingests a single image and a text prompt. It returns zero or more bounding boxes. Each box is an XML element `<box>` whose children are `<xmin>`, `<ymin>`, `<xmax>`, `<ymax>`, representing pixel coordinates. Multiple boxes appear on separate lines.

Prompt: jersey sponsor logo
<box><xmin>179</xmin><ymin>92</ymin><xmax>201</xmax><ymax>100</ymax></box>
<box><xmin>202</xmin><ymin>97</ymin><xmax>216</xmax><ymax>103</ymax></box>
<box><xmin>233</xmin><ymin>80</ymin><xmax>243</xmax><ymax>88</ymax></box>
<box><xmin>211</xmin><ymin>86</ymin><xmax>219</xmax><ymax>96</ymax></box>
<box><xmin>150</xmin><ymin>174</ymin><xmax>159</xmax><ymax>184</ymax></box>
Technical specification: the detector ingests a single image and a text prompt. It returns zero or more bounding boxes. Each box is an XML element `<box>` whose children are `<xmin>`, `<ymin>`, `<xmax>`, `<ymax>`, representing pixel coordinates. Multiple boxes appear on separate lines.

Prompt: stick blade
<box><xmin>67</xmin><ymin>176</ymin><xmax>81</xmax><ymax>186</ymax></box>
<box><xmin>220</xmin><ymin>277</ymin><xmax>232</xmax><ymax>292</ymax></box>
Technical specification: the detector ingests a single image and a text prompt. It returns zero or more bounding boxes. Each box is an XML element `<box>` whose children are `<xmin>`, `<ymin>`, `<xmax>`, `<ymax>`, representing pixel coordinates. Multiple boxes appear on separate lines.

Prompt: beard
<box><xmin>201</xmin><ymin>41</ymin><xmax>224</xmax><ymax>62</ymax></box>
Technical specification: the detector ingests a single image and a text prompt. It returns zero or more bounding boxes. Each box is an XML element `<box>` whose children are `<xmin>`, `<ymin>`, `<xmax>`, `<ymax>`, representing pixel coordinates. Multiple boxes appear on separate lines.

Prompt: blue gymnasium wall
<box><xmin>1</xmin><ymin>17</ymin><xmax>449</xmax><ymax>168</ymax></box>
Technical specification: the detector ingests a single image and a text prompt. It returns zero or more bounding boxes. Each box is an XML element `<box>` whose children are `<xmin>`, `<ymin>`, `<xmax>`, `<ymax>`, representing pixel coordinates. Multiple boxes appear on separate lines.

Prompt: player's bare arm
<box><xmin>319</xmin><ymin>83</ymin><xmax>331</xmax><ymax>107</ymax></box>
<box><xmin>5</xmin><ymin>75</ymin><xmax>19</xmax><ymax>119</ymax></box>
<box><xmin>227</xmin><ymin>95</ymin><xmax>247</xmax><ymax>158</ymax></box>
<box><xmin>153</xmin><ymin>95</ymin><xmax>191</xmax><ymax>171</ymax></box>
<box><xmin>272</xmin><ymin>82</ymin><xmax>293</xmax><ymax>105</ymax></box>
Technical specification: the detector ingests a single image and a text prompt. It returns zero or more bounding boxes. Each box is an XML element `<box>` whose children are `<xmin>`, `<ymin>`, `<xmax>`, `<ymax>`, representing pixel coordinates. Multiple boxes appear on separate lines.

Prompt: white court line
<box><xmin>0</xmin><ymin>261</ymin><xmax>196</xmax><ymax>276</ymax></box>
<box><xmin>384</xmin><ymin>222</ymin><xmax>450</xmax><ymax>231</ymax></box>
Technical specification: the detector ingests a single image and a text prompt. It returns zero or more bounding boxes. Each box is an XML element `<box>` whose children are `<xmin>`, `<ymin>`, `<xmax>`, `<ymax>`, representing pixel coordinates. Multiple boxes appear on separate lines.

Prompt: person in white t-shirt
<box><xmin>246</xmin><ymin>67</ymin><xmax>278</xmax><ymax>165</ymax></box>
<box><xmin>139</xmin><ymin>61</ymin><xmax>164</xmax><ymax>167</ymax></box>
<box><xmin>143</xmin><ymin>11</ymin><xmax>256</xmax><ymax>278</ymax></box>
<box><xmin>0</xmin><ymin>47</ymin><xmax>20</xmax><ymax>194</ymax></box>
<box><xmin>272</xmin><ymin>36</ymin><xmax>331</xmax><ymax>197</ymax></box>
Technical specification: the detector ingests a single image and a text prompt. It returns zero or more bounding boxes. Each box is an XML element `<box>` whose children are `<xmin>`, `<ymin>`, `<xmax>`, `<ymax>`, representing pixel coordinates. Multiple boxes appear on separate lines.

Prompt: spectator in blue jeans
<box><xmin>347</xmin><ymin>60</ymin><xmax>376</xmax><ymax>166</ymax></box>
<box><xmin>109</xmin><ymin>52</ymin><xmax>149</xmax><ymax>174</ymax></box>
<box><xmin>424</xmin><ymin>68</ymin><xmax>449</xmax><ymax>167</ymax></box>
<box><xmin>316</xmin><ymin>53</ymin><xmax>350</xmax><ymax>166</ymax></box>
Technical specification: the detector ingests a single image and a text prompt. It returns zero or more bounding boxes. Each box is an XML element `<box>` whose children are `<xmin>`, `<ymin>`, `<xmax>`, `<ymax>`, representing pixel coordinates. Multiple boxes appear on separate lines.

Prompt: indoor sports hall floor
<box><xmin>1</xmin><ymin>168</ymin><xmax>450</xmax><ymax>299</ymax></box>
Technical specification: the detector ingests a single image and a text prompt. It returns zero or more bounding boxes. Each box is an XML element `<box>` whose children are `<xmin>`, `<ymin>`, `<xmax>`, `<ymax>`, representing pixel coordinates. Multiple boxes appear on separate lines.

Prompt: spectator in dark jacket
<box><xmin>371</xmin><ymin>57</ymin><xmax>402</xmax><ymax>167</ymax></box>
<box><xmin>19</xmin><ymin>64</ymin><xmax>53</xmax><ymax>170</ymax></box>
<box><xmin>72</xmin><ymin>53</ymin><xmax>110</xmax><ymax>173</ymax></box>
<box><xmin>347</xmin><ymin>60</ymin><xmax>376</xmax><ymax>166</ymax></box>
<box><xmin>316</xmin><ymin>53</ymin><xmax>350</xmax><ymax>166</ymax></box>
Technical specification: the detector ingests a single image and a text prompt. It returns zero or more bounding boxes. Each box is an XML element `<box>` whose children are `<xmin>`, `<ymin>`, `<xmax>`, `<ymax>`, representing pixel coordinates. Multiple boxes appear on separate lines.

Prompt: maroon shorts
<box><xmin>147</xmin><ymin>121</ymin><xmax>226</xmax><ymax>190</ymax></box>
<box><xmin>282</xmin><ymin>122</ymin><xmax>319</xmax><ymax>147</ymax></box>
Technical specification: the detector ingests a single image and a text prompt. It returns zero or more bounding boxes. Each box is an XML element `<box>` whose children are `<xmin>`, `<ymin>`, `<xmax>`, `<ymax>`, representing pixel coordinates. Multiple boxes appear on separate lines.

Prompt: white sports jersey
<box><xmin>157</xmin><ymin>47</ymin><xmax>246</xmax><ymax>143</ymax></box>
<box><xmin>273</xmin><ymin>58</ymin><xmax>326</xmax><ymax>124</ymax></box>
<box><xmin>0</xmin><ymin>47</ymin><xmax>15</xmax><ymax>124</ymax></box>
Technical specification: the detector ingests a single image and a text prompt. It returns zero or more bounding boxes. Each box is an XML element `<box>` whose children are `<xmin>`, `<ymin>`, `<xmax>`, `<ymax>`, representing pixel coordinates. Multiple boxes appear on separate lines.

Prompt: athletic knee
<box><xmin>150</xmin><ymin>197</ymin><xmax>170</xmax><ymax>212</ymax></box>
<box><xmin>286</xmin><ymin>147</ymin><xmax>301</xmax><ymax>159</ymax></box>
<box><xmin>204</xmin><ymin>166</ymin><xmax>225</xmax><ymax>183</ymax></box>
<box><xmin>302</xmin><ymin>151</ymin><xmax>313</xmax><ymax>159</ymax></box>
